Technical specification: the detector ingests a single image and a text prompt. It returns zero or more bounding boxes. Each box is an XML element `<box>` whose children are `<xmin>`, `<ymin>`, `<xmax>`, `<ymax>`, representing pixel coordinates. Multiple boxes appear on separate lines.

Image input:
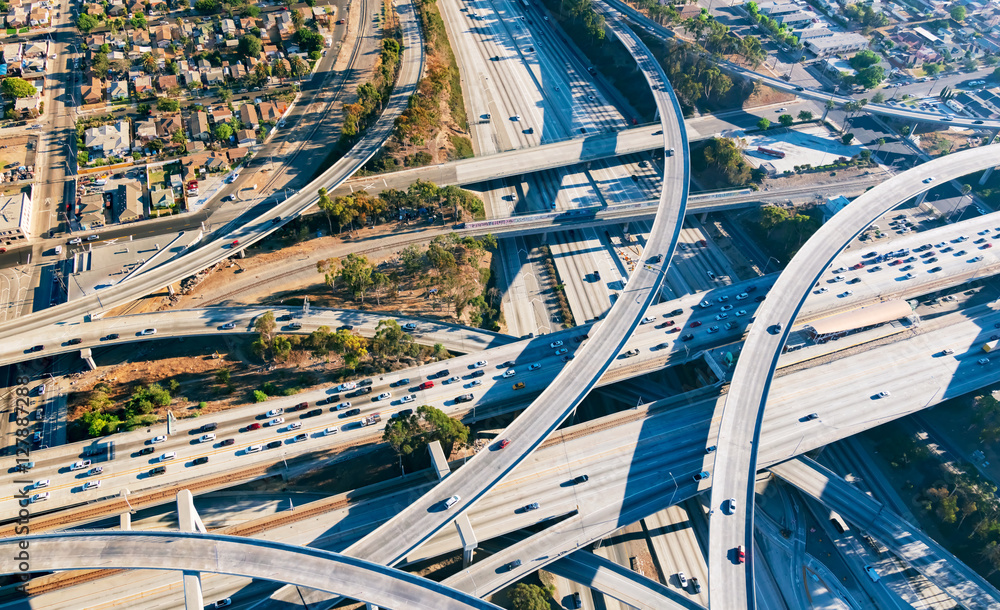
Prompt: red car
<box><xmin>668</xmin><ymin>327</ymin><xmax>681</xmax><ymax>333</ymax></box>
<box><xmin>736</xmin><ymin>545</ymin><xmax>746</xmax><ymax>564</ymax></box>
<box><xmin>983</xmin><ymin>243</ymin><xmax>993</xmax><ymax>249</ymax></box>
<box><xmin>852</xmin><ymin>263</ymin><xmax>864</xmax><ymax>270</ymax></box>
<box><xmin>498</xmin><ymin>438</ymin><xmax>510</xmax><ymax>449</ymax></box>
<box><xmin>247</xmin><ymin>423</ymin><xmax>262</xmax><ymax>431</ymax></box>
<box><xmin>690</xmin><ymin>321</ymin><xmax>703</xmax><ymax>328</ymax></box>
<box><xmin>231</xmin><ymin>240</ymin><xmax>240</xmax><ymax>248</ymax></box>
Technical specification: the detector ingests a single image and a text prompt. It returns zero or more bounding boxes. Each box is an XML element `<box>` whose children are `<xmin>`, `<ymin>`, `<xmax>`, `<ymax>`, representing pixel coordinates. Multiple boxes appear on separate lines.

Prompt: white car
<box><xmin>247</xmin><ymin>445</ymin><xmax>263</xmax><ymax>453</ymax></box>
<box><xmin>555</xmin><ymin>347</ymin><xmax>568</xmax><ymax>355</ymax></box>
<box><xmin>503</xmin><ymin>369</ymin><xmax>516</xmax><ymax>378</ymax></box>
<box><xmin>715</xmin><ymin>313</ymin><xmax>728</xmax><ymax>321</ymax></box>
<box><xmin>980</xmin><ymin>358</ymin><xmax>991</xmax><ymax>365</ymax></box>
<box><xmin>83</xmin><ymin>480</ymin><xmax>101</xmax><ymax>490</ymax></box>
<box><xmin>641</xmin><ymin>316</ymin><xmax>656</xmax><ymax>324</ymax></box>
<box><xmin>815</xmin><ymin>287</ymin><xmax>828</xmax><ymax>294</ymax></box>
<box><xmin>678</xmin><ymin>572</ymin><xmax>688</xmax><ymax>588</ymax></box>
<box><xmin>832</xmin><ymin>275</ymin><xmax>846</xmax><ymax>282</ymax></box>
<box><xmin>549</xmin><ymin>341</ymin><xmax>563</xmax><ymax>348</ymax></box>
<box><xmin>735</xmin><ymin>292</ymin><xmax>749</xmax><ymax>300</ymax></box>
<box><xmin>212</xmin><ymin>599</ymin><xmax>232</xmax><ymax>609</ymax></box>
<box><xmin>140</xmin><ymin>328</ymin><xmax>157</xmax><ymax>336</ymax></box>
<box><xmin>288</xmin><ymin>422</ymin><xmax>302</xmax><ymax>430</ymax></box>
<box><xmin>70</xmin><ymin>460</ymin><xmax>91</xmax><ymax>471</ymax></box>
<box><xmin>877</xmin><ymin>391</ymin><xmax>891</xmax><ymax>398</ymax></box>
<box><xmin>923</xmin><ymin>177</ymin><xmax>934</xmax><ymax>184</ymax></box>
<box><xmin>445</xmin><ymin>376</ymin><xmax>460</xmax><ymax>384</ymax></box>
<box><xmin>726</xmin><ymin>497</ymin><xmax>737</xmax><ymax>514</ymax></box>
<box><xmin>528</xmin><ymin>363</ymin><xmax>542</xmax><ymax>371</ymax></box>
<box><xmin>474</xmin><ymin>360</ymin><xmax>488</xmax><ymax>368</ymax></box>
<box><xmin>444</xmin><ymin>495</ymin><xmax>461</xmax><ymax>508</ymax></box>
<box><xmin>736</xmin><ymin>309</ymin><xmax>747</xmax><ymax>317</ymax></box>
<box><xmin>160</xmin><ymin>452</ymin><xmax>176</xmax><ymax>461</ymax></box>
<box><xmin>151</xmin><ymin>435</ymin><xmax>167</xmax><ymax>444</ymax></box>
<box><xmin>469</xmin><ymin>380</ymin><xmax>482</xmax><ymax>387</ymax></box>
<box><xmin>401</xmin><ymin>394</ymin><xmax>416</xmax><ymax>403</ymax></box>
<box><xmin>840</xmin><ymin>291</ymin><xmax>853</xmax><ymax>297</ymax></box>
<box><xmin>325</xmin><ymin>426</ymin><xmax>338</xmax><ymax>435</ymax></box>
<box><xmin>199</xmin><ymin>433</ymin><xmax>216</xmax><ymax>443</ymax></box>
<box><xmin>31</xmin><ymin>492</ymin><xmax>49</xmax><ymax>503</ymax></box>
<box><xmin>376</xmin><ymin>392</ymin><xmax>391</xmax><ymax>401</ymax></box>
<box><xmin>33</xmin><ymin>479</ymin><xmax>49</xmax><ymax>489</ymax></box>
<box><xmin>832</xmin><ymin>267</ymin><xmax>847</xmax><ymax>273</ymax></box>
<box><xmin>334</xmin><ymin>401</ymin><xmax>352</xmax><ymax>411</ymax></box>
<box><xmin>941</xmin><ymin>348</ymin><xmax>954</xmax><ymax>355</ymax></box>
<box><xmin>720</xmin><ymin>304</ymin><xmax>733</xmax><ymax>312</ymax></box>
<box><xmin>266</xmin><ymin>408</ymin><xmax>284</xmax><ymax>417</ymax></box>
<box><xmin>267</xmin><ymin>417</ymin><xmax>284</xmax><ymax>427</ymax></box>
<box><xmin>338</xmin><ymin>382</ymin><xmax>357</xmax><ymax>392</ymax></box>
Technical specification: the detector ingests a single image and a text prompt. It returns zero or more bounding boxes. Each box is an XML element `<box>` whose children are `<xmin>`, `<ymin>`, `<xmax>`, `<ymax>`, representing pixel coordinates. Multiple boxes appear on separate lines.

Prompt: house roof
<box><xmin>84</xmin><ymin>121</ymin><xmax>131</xmax><ymax>152</ymax></box>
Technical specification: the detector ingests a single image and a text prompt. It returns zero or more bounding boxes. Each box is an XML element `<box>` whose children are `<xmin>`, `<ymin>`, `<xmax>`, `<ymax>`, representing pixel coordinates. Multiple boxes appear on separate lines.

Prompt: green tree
<box><xmin>216</xmin><ymin>368</ymin><xmax>231</xmax><ymax>384</ymax></box>
<box><xmin>130</xmin><ymin>12</ymin><xmax>147</xmax><ymax>28</ymax></box>
<box><xmin>371</xmin><ymin>319</ymin><xmax>414</xmax><ymax>362</ymax></box>
<box><xmin>1</xmin><ymin>77</ymin><xmax>36</xmax><ymax>99</ymax></box>
<box><xmin>339</xmin><ymin>253</ymin><xmax>375</xmax><ymax>303</ymax></box>
<box><xmin>821</xmin><ymin>98</ymin><xmax>837</xmax><ymax>122</ymax></box>
<box><xmin>156</xmin><ymin>97</ymin><xmax>180</xmax><ymax>112</ymax></box>
<box><xmin>849</xmin><ymin>49</ymin><xmax>880</xmax><ymax>71</ymax></box>
<box><xmin>331</xmin><ymin>329</ymin><xmax>367</xmax><ymax>368</ymax></box>
<box><xmin>900</xmin><ymin>125</ymin><xmax>911</xmax><ymax>137</ymax></box>
<box><xmin>77</xmin><ymin>13</ymin><xmax>98</xmax><ymax>32</ymax></box>
<box><xmin>218</xmin><ymin>87</ymin><xmax>233</xmax><ymax>103</ymax></box>
<box><xmin>194</xmin><ymin>0</ymin><xmax>219</xmax><ymax>12</ymax></box>
<box><xmin>508</xmin><ymin>583</ymin><xmax>553</xmax><ymax>610</ymax></box>
<box><xmin>778</xmin><ymin>114</ymin><xmax>793</xmax><ymax>127</ymax></box>
<box><xmin>872</xmin><ymin>92</ymin><xmax>885</xmax><ymax>104</ymax></box>
<box><xmin>924</xmin><ymin>62</ymin><xmax>942</xmax><ymax>76</ymax></box>
<box><xmin>253</xmin><ymin>390</ymin><xmax>268</xmax><ymax>402</ymax></box>
<box><xmin>797</xmin><ymin>110</ymin><xmax>813</xmax><ymax>121</ymax></box>
<box><xmin>757</xmin><ymin>117</ymin><xmax>770</xmax><ymax>131</ymax></box>
<box><xmin>272</xmin><ymin>336</ymin><xmax>292</xmax><ymax>361</ymax></box>
<box><xmin>214</xmin><ymin>123</ymin><xmax>233</xmax><ymax>141</ymax></box>
<box><xmin>254</xmin><ymin>311</ymin><xmax>277</xmax><ymax>344</ymax></box>
<box><xmin>382</xmin><ymin>405</ymin><xmax>470</xmax><ymax>456</ymax></box>
<box><xmin>237</xmin><ymin>34</ymin><xmax>263</xmax><ymax>59</ymax></box>
<box><xmin>142</xmin><ymin>51</ymin><xmax>157</xmax><ymax>74</ymax></box>
<box><xmin>316</xmin><ymin>187</ymin><xmax>335</xmax><ymax>233</ymax></box>
<box><xmin>291</xmin><ymin>8</ymin><xmax>304</xmax><ymax>29</ymax></box>
<box><xmin>842</xmin><ymin>133</ymin><xmax>855</xmax><ymax>145</ymax></box>
<box><xmin>856</xmin><ymin>65</ymin><xmax>885</xmax><ymax>90</ymax></box>
<box><xmin>950</xmin><ymin>5</ymin><xmax>966</xmax><ymax>20</ymax></box>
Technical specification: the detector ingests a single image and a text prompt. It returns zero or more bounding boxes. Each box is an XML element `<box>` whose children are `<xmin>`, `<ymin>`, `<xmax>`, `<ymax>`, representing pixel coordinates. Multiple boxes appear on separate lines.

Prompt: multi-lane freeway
<box><xmin>709</xmin><ymin>145</ymin><xmax>1000</xmax><ymax>609</ymax></box>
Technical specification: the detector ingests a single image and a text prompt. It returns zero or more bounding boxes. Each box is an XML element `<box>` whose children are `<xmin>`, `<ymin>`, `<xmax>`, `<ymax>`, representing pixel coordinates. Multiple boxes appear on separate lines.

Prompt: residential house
<box><xmin>28</xmin><ymin>7</ymin><xmax>50</xmax><ymax>26</ymax></box>
<box><xmin>239</xmin><ymin>16</ymin><xmax>257</xmax><ymax>30</ymax></box>
<box><xmin>21</xmin><ymin>41</ymin><xmax>48</xmax><ymax>58</ymax></box>
<box><xmin>2</xmin><ymin>43</ymin><xmax>22</xmax><ymax>63</ymax></box>
<box><xmin>85</xmin><ymin>34</ymin><xmax>105</xmax><ymax>51</ymax></box>
<box><xmin>116</xmin><ymin>184</ymin><xmax>143</xmax><ymax>222</ymax></box>
<box><xmin>256</xmin><ymin>100</ymin><xmax>287</xmax><ymax>122</ymax></box>
<box><xmin>155</xmin><ymin>113</ymin><xmax>183</xmax><ymax>138</ymax></box>
<box><xmin>14</xmin><ymin>95</ymin><xmax>39</xmax><ymax>114</ymax></box>
<box><xmin>24</xmin><ymin>75</ymin><xmax>43</xmax><ymax>95</ymax></box>
<box><xmin>263</xmin><ymin>44</ymin><xmax>280</xmax><ymax>58</ymax></box>
<box><xmin>77</xmin><ymin>193</ymin><xmax>105</xmax><ymax>229</ymax></box>
<box><xmin>108</xmin><ymin>80</ymin><xmax>129</xmax><ymax>101</ymax></box>
<box><xmin>203</xmin><ymin>67</ymin><xmax>224</xmax><ymax>84</ymax></box>
<box><xmin>5</xmin><ymin>6</ymin><xmax>27</xmax><ymax>28</ymax></box>
<box><xmin>197</xmin><ymin>58</ymin><xmax>211</xmax><ymax>71</ymax></box>
<box><xmin>227</xmin><ymin>147</ymin><xmax>249</xmax><ymax>164</ymax></box>
<box><xmin>134</xmin><ymin>118</ymin><xmax>158</xmax><ymax>143</ymax></box>
<box><xmin>229</xmin><ymin>63</ymin><xmax>247</xmax><ymax>80</ymax></box>
<box><xmin>150</xmin><ymin>187</ymin><xmax>174</xmax><ymax>209</ymax></box>
<box><xmin>151</xmin><ymin>24</ymin><xmax>175</xmax><ymax>48</ymax></box>
<box><xmin>148</xmin><ymin>0</ymin><xmax>167</xmax><ymax>11</ymax></box>
<box><xmin>82</xmin><ymin>76</ymin><xmax>103</xmax><ymax>104</ymax></box>
<box><xmin>210</xmin><ymin>108</ymin><xmax>232</xmax><ymax>123</ymax></box>
<box><xmin>221</xmin><ymin>18</ymin><xmax>236</xmax><ymax>37</ymax></box>
<box><xmin>86</xmin><ymin>4</ymin><xmax>104</xmax><ymax>16</ymax></box>
<box><xmin>236</xmin><ymin>129</ymin><xmax>256</xmax><ymax>146</ymax></box>
<box><xmin>132</xmin><ymin>28</ymin><xmax>151</xmax><ymax>46</ymax></box>
<box><xmin>312</xmin><ymin>6</ymin><xmax>330</xmax><ymax>23</ymax></box>
<box><xmin>157</xmin><ymin>74</ymin><xmax>178</xmax><ymax>92</ymax></box>
<box><xmin>239</xmin><ymin>103</ymin><xmax>259</xmax><ymax>129</ymax></box>
<box><xmin>133</xmin><ymin>75</ymin><xmax>154</xmax><ymax>95</ymax></box>
<box><xmin>188</xmin><ymin>111</ymin><xmax>209</xmax><ymax>140</ymax></box>
<box><xmin>84</xmin><ymin>121</ymin><xmax>132</xmax><ymax>157</ymax></box>
<box><xmin>183</xmin><ymin>70</ymin><xmax>201</xmax><ymax>87</ymax></box>
<box><xmin>107</xmin><ymin>1</ymin><xmax>126</xmax><ymax>17</ymax></box>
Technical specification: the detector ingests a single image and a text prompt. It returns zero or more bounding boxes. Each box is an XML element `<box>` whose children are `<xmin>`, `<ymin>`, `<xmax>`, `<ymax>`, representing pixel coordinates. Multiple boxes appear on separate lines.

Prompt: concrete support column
<box><xmin>167</xmin><ymin>284</ymin><xmax>175</xmax><ymax>296</ymax></box>
<box><xmin>119</xmin><ymin>489</ymin><xmax>131</xmax><ymax>530</ymax></box>
<box><xmin>79</xmin><ymin>348</ymin><xmax>96</xmax><ymax>371</ymax></box>
<box><xmin>699</xmin><ymin>212</ymin><xmax>709</xmax><ymax>224</ymax></box>
<box><xmin>177</xmin><ymin>490</ymin><xmax>205</xmax><ymax>610</ymax></box>
<box><xmin>979</xmin><ymin>130</ymin><xmax>999</xmax><ymax>186</ymax></box>
<box><xmin>915</xmin><ymin>190</ymin><xmax>929</xmax><ymax>207</ymax></box>
<box><xmin>237</xmin><ymin>249</ymin><xmax>246</xmax><ymax>259</ymax></box>
<box><xmin>427</xmin><ymin>442</ymin><xmax>477</xmax><ymax>566</ymax></box>
<box><xmin>910</xmin><ymin>122</ymin><xmax>917</xmax><ymax>137</ymax></box>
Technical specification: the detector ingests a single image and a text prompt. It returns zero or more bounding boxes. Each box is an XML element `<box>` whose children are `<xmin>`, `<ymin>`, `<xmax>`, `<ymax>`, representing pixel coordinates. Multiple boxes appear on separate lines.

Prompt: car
<box><xmin>325</xmin><ymin>426</ymin><xmax>339</xmax><ymax>435</ymax></box>
<box><xmin>31</xmin><ymin>492</ymin><xmax>50</xmax><ymax>503</ymax></box>
<box><xmin>554</xmin><ymin>347</ymin><xmax>568</xmax><ymax>356</ymax></box>
<box><xmin>690</xmin><ymin>577</ymin><xmax>701</xmax><ymax>593</ymax></box>
<box><xmin>68</xmin><ymin>237</ymin><xmax>82</xmax><ymax>245</ymax></box>
<box><xmin>678</xmin><ymin>572</ymin><xmax>688</xmax><ymax>588</ymax></box>
<box><xmin>549</xmin><ymin>341</ymin><xmax>564</xmax><ymax>349</ymax></box>
<box><xmin>980</xmin><ymin>358</ymin><xmax>991</xmax><ymax>365</ymax></box>
<box><xmin>193</xmin><ymin>456</ymin><xmax>209</xmax><ymax>465</ymax></box>
<box><xmin>292</xmin><ymin>433</ymin><xmax>308</xmax><ymax>443</ymax></box>
<box><xmin>511</xmin><ymin>115</ymin><xmax>521</xmax><ymax>121</ymax></box>
<box><xmin>512</xmin><ymin>382</ymin><xmax>526</xmax><ymax>390</ymax></box>
<box><xmin>666</xmin><ymin>308</ymin><xmax>684</xmax><ymax>317</ymax></box>
<box><xmin>375</xmin><ymin>392</ymin><xmax>391</xmax><ymax>401</ymax></box>
<box><xmin>473</xmin><ymin>359</ymin><xmax>488</xmax><ymax>368</ymax></box>
<box><xmin>736</xmin><ymin>545</ymin><xmax>746</xmax><ymax>563</ymax></box>
<box><xmin>401</xmin><ymin>394</ymin><xmax>415</xmax><ymax>403</ymax></box>
<box><xmin>506</xmin><ymin>559</ymin><xmax>522</xmax><ymax>571</ymax></box>
<box><xmin>247</xmin><ymin>444</ymin><xmax>263</xmax><ymax>454</ymax></box>
<box><xmin>726</xmin><ymin>498</ymin><xmax>737</xmax><ymax>514</ymax></box>
<box><xmin>390</xmin><ymin>378</ymin><xmax>410</xmax><ymax>388</ymax></box>
<box><xmin>401</xmin><ymin>322</ymin><xmax>417</xmax><ymax>331</ymax></box>
<box><xmin>735</xmin><ymin>309</ymin><xmax>748</xmax><ymax>317</ymax></box>
<box><xmin>470</xmin><ymin>370</ymin><xmax>485</xmax><ymax>378</ymax></box>
<box><xmin>693</xmin><ymin>471</ymin><xmax>710</xmax><ymax>482</ymax></box>
<box><xmin>87</xmin><ymin>466</ymin><xmax>103</xmax><ymax>476</ymax></box>
<box><xmin>70</xmin><ymin>460</ymin><xmax>91</xmax><ymax>471</ymax></box>
<box><xmin>220</xmin><ymin>322</ymin><xmax>236</xmax><ymax>330</ymax></box>
<box><xmin>699</xmin><ymin>300</ymin><xmax>712</xmax><ymax>309</ymax></box>
<box><xmin>221</xmin><ymin>439</ymin><xmax>235</xmax><ymax>446</ymax></box>
<box><xmin>641</xmin><ymin>316</ymin><xmax>656</xmax><ymax>324</ymax></box>
<box><xmin>523</xmin><ymin>502</ymin><xmax>540</xmax><ymax>512</ymax></box>
<box><xmin>32</xmin><ymin>479</ymin><xmax>50</xmax><ymax>490</ymax></box>
<box><xmin>267</xmin><ymin>417</ymin><xmax>284</xmax><ymax>427</ymax></box>
<box><xmin>211</xmin><ymin>599</ymin><xmax>233</xmax><ymax>609</ymax></box>
<box><xmin>832</xmin><ymin>275</ymin><xmax>846</xmax><ymax>282</ymax></box>
<box><xmin>140</xmin><ymin>328</ymin><xmax>156</xmax><ymax>336</ymax></box>
<box><xmin>499</xmin><ymin>360</ymin><xmax>515</xmax><ymax>368</ymax></box>
<box><xmin>266</xmin><ymin>408</ymin><xmax>284</xmax><ymax>417</ymax></box>
<box><xmin>104</xmin><ymin>333</ymin><xmax>120</xmax><ymax>340</ymax></box>
<box><xmin>681</xmin><ymin>333</ymin><xmax>694</xmax><ymax>341</ymax></box>
<box><xmin>941</xmin><ymin>348</ymin><xmax>955</xmax><ymax>355</ymax></box>
<box><xmin>715</xmin><ymin>312</ymin><xmax>729</xmax><ymax>321</ymax></box>
<box><xmin>151</xmin><ymin>435</ymin><xmax>167</xmax><ymax>444</ymax></box>
<box><xmin>652</xmin><ymin>342</ymin><xmax>671</xmax><ymax>350</ymax></box>
<box><xmin>444</xmin><ymin>376</ymin><xmax>460</xmax><ymax>385</ymax></box>
<box><xmin>717</xmin><ymin>295</ymin><xmax>729</xmax><ymax>303</ymax></box>
<box><xmin>498</xmin><ymin>438</ymin><xmax>511</xmax><ymax>449</ymax></box>
<box><xmin>832</xmin><ymin>267</ymin><xmax>847</xmax><ymax>273</ymax></box>
<box><xmin>503</xmin><ymin>369</ymin><xmax>516</xmax><ymax>378</ymax></box>
<box><xmin>246</xmin><ymin>423</ymin><xmax>262</xmax><ymax>431</ymax></box>
<box><xmin>929</xmin><ymin>267</ymin><xmax>942</xmax><ymax>273</ymax></box>
<box><xmin>159</xmin><ymin>451</ymin><xmax>177</xmax><ymax>461</ymax></box>
<box><xmin>923</xmin><ymin>177</ymin><xmax>935</xmax><ymax>184</ymax></box>
<box><xmin>445</xmin><ymin>495</ymin><xmax>461</xmax><ymax>508</ymax></box>
<box><xmin>877</xmin><ymin>391</ymin><xmax>890</xmax><ymax>398</ymax></box>
<box><xmin>707</xmin><ymin>325</ymin><xmax>720</xmax><ymax>333</ymax></box>
<box><xmin>345</xmin><ymin>408</ymin><xmax>361</xmax><ymax>416</ymax></box>
<box><xmin>847</xmin><ymin>278</ymin><xmax>861</xmax><ymax>285</ymax></box>
<box><xmin>288</xmin><ymin>422</ymin><xmax>302</xmax><ymax>431</ymax></box>
<box><xmin>983</xmin><ymin>244</ymin><xmax>994</xmax><ymax>250</ymax></box>
<box><xmin>805</xmin><ymin>413</ymin><xmax>819</xmax><ymax>420</ymax></box>
<box><xmin>721</xmin><ymin>304</ymin><xmax>734</xmax><ymax>313</ymax></box>
<box><xmin>840</xmin><ymin>291</ymin><xmax>853</xmax><ymax>297</ymax></box>
<box><xmin>199</xmin><ymin>433</ymin><xmax>216</xmax><ymax>443</ymax></box>
<box><xmin>690</xmin><ymin>320</ymin><xmax>702</xmax><ymax>328</ymax></box>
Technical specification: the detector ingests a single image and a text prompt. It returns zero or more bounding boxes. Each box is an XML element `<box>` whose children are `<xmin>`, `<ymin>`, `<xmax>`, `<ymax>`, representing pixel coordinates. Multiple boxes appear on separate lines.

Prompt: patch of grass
<box><xmin>449</xmin><ymin>134</ymin><xmax>473</xmax><ymax>159</ymax></box>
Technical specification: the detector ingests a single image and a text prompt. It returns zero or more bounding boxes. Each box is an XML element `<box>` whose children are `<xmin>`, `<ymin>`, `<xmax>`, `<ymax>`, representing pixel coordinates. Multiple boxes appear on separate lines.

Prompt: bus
<box><xmin>757</xmin><ymin>146</ymin><xmax>786</xmax><ymax>159</ymax></box>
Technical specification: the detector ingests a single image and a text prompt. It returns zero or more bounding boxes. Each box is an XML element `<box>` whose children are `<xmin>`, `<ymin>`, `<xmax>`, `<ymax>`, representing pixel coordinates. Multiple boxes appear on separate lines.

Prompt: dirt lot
<box><xmin>0</xmin><ymin>134</ymin><xmax>36</xmax><ymax>173</ymax></box>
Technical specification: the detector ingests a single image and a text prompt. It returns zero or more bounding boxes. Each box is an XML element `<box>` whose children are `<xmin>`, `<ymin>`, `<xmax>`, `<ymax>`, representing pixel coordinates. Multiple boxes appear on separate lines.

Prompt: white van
<box><xmin>54</xmin><ymin>246</ymin><xmax>62</xmax><ymax>255</ymax></box>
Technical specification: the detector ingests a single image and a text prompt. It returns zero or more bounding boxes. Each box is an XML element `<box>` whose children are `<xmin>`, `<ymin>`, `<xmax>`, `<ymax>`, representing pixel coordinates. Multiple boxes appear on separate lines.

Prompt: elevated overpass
<box><xmin>771</xmin><ymin>456</ymin><xmax>1000</xmax><ymax>610</ymax></box>
<box><xmin>709</xmin><ymin>145</ymin><xmax>1000</xmax><ymax>609</ymax></box>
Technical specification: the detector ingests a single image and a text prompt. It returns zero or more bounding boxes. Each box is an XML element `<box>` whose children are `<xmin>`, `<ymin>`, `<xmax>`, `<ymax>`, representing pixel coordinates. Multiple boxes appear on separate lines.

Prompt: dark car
<box><xmin>266</xmin><ymin>440</ymin><xmax>282</xmax><ymax>449</ymax></box>
<box><xmin>301</xmin><ymin>409</ymin><xmax>322</xmax><ymax>419</ymax></box>
<box><xmin>67</xmin><ymin>338</ymin><xmax>82</xmax><ymax>345</ymax></box>
<box><xmin>754</xmin><ymin>296</ymin><xmax>766</xmax><ymax>302</ymax></box>
<box><xmin>221</xmin><ymin>439</ymin><xmax>235</xmax><ymax>446</ymax></box>
<box><xmin>506</xmin><ymin>559</ymin><xmax>522</xmax><ymax>571</ymax></box>
<box><xmin>396</xmin><ymin>408</ymin><xmax>413</xmax><ymax>418</ymax></box>
<box><xmin>344</xmin><ymin>408</ymin><xmax>361</xmax><ymax>416</ymax></box>
<box><xmin>200</xmin><ymin>423</ymin><xmax>218</xmax><ymax>433</ymax></box>
<box><xmin>666</xmin><ymin>308</ymin><xmax>684</xmax><ymax>317</ymax></box>
<box><xmin>104</xmin><ymin>333</ymin><xmax>120</xmax><ymax>340</ymax></box>
<box><xmin>149</xmin><ymin>466</ymin><xmax>167</xmax><ymax>476</ymax></box>
<box><xmin>455</xmin><ymin>394</ymin><xmax>474</xmax><ymax>403</ymax></box>
<box><xmin>469</xmin><ymin>370</ymin><xmax>485</xmax><ymax>378</ymax></box>
<box><xmin>573</xmin><ymin>474</ymin><xmax>589</xmax><ymax>484</ymax></box>
<box><xmin>433</xmin><ymin>370</ymin><xmax>450</xmax><ymax>379</ymax></box>
<box><xmin>138</xmin><ymin>447</ymin><xmax>155</xmax><ymax>456</ymax></box>
<box><xmin>193</xmin><ymin>456</ymin><xmax>209</xmax><ymax>465</ymax></box>
<box><xmin>681</xmin><ymin>333</ymin><xmax>694</xmax><ymax>341</ymax></box>
<box><xmin>30</xmin><ymin>345</ymin><xmax>44</xmax><ymax>352</ymax></box>
<box><xmin>358</xmin><ymin>378</ymin><xmax>373</xmax><ymax>387</ymax></box>
<box><xmin>337</xmin><ymin>325</ymin><xmax>354</xmax><ymax>331</ymax></box>
<box><xmin>499</xmin><ymin>360</ymin><xmax>515</xmax><ymax>368</ymax></box>
<box><xmin>929</xmin><ymin>266</ymin><xmax>943</xmax><ymax>272</ymax></box>
<box><xmin>288</xmin><ymin>402</ymin><xmax>309</xmax><ymax>412</ymax></box>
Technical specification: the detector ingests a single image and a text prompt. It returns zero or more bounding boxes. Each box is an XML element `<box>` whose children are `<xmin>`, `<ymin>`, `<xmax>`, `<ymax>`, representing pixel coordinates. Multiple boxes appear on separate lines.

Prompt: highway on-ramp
<box><xmin>0</xmin><ymin>532</ymin><xmax>500</xmax><ymax>610</ymax></box>
<box><xmin>708</xmin><ymin>145</ymin><xmax>1000</xmax><ymax>609</ymax></box>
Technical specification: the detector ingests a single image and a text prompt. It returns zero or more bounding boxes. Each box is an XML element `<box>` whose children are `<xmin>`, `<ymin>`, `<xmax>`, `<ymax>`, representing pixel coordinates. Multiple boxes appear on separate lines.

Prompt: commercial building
<box><xmin>0</xmin><ymin>189</ymin><xmax>31</xmax><ymax>243</ymax></box>
<box><xmin>805</xmin><ymin>32</ymin><xmax>869</xmax><ymax>57</ymax></box>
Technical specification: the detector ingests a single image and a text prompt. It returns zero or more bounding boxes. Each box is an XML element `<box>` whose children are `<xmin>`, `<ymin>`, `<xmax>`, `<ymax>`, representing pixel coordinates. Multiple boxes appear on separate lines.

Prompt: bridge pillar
<box><xmin>79</xmin><ymin>348</ymin><xmax>96</xmax><ymax>371</ymax></box>
<box><xmin>177</xmin><ymin>490</ymin><xmax>206</xmax><ymax>610</ymax></box>
<box><xmin>699</xmin><ymin>213</ymin><xmax>709</xmax><ymax>224</ymax></box>
<box><xmin>167</xmin><ymin>284</ymin><xmax>175</xmax><ymax>296</ymax></box>
<box><xmin>915</xmin><ymin>190</ymin><xmax>929</xmax><ymax>207</ymax></box>
<box><xmin>237</xmin><ymin>249</ymin><xmax>246</xmax><ymax>259</ymax></box>
<box><xmin>979</xmin><ymin>130</ymin><xmax>999</xmax><ymax>185</ymax></box>
<box><xmin>910</xmin><ymin>122</ymin><xmax>917</xmax><ymax>137</ymax></box>
<box><xmin>427</xmin><ymin>441</ymin><xmax>477</xmax><ymax>566</ymax></box>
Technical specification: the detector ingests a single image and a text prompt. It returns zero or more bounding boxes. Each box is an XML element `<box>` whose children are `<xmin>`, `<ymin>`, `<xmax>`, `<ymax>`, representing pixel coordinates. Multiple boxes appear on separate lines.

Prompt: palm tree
<box><xmin>821</xmin><ymin>99</ymin><xmax>836</xmax><ymax>122</ymax></box>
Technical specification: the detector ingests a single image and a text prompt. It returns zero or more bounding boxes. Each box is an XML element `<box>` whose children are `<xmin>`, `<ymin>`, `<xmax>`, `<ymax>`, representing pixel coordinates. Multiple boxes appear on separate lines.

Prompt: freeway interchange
<box><xmin>2</xmin><ymin>0</ymin><xmax>1000</xmax><ymax>605</ymax></box>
